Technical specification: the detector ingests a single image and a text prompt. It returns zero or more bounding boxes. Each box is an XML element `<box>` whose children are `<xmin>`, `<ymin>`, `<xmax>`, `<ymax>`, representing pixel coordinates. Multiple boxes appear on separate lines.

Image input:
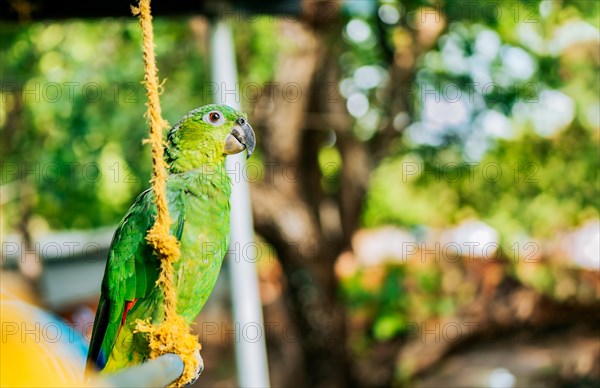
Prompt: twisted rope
<box><xmin>131</xmin><ymin>1</ymin><xmax>200</xmax><ymax>385</ymax></box>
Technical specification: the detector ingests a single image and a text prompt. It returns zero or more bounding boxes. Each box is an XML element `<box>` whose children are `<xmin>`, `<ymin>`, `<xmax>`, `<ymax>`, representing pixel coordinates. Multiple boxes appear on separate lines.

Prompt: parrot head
<box><xmin>166</xmin><ymin>104</ymin><xmax>256</xmax><ymax>172</ymax></box>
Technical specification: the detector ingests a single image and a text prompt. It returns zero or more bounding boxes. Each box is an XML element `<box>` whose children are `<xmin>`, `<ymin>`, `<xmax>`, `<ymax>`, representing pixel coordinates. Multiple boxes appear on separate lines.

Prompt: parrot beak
<box><xmin>224</xmin><ymin>117</ymin><xmax>256</xmax><ymax>159</ymax></box>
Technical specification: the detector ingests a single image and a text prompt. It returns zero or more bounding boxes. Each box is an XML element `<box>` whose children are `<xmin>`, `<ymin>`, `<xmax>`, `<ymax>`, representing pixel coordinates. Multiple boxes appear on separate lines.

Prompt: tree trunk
<box><xmin>251</xmin><ymin>19</ymin><xmax>352</xmax><ymax>387</ymax></box>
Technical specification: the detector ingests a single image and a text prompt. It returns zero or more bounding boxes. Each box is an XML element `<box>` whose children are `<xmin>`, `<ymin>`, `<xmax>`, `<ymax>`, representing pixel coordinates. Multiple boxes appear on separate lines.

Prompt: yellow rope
<box><xmin>131</xmin><ymin>1</ymin><xmax>200</xmax><ymax>386</ymax></box>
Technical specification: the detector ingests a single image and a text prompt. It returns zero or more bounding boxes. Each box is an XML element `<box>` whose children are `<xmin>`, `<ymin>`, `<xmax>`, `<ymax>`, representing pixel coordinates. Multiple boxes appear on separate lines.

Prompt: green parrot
<box><xmin>86</xmin><ymin>104</ymin><xmax>255</xmax><ymax>376</ymax></box>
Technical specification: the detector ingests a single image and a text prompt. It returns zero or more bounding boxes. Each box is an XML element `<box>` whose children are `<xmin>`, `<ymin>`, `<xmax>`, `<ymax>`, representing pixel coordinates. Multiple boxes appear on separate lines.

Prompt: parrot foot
<box><xmin>184</xmin><ymin>349</ymin><xmax>204</xmax><ymax>386</ymax></box>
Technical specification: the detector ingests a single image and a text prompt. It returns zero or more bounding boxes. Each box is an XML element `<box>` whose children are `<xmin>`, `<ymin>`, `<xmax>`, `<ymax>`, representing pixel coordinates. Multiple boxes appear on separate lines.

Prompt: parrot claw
<box><xmin>184</xmin><ymin>349</ymin><xmax>204</xmax><ymax>386</ymax></box>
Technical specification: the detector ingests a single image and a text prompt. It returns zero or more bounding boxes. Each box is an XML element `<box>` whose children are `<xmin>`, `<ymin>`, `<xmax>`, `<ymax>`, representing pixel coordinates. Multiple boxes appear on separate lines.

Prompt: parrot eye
<box><xmin>203</xmin><ymin>111</ymin><xmax>224</xmax><ymax>126</ymax></box>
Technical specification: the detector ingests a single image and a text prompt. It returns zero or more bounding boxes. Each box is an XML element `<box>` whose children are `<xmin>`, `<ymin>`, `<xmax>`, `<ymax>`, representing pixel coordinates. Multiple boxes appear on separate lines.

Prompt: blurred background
<box><xmin>1</xmin><ymin>0</ymin><xmax>599</xmax><ymax>387</ymax></box>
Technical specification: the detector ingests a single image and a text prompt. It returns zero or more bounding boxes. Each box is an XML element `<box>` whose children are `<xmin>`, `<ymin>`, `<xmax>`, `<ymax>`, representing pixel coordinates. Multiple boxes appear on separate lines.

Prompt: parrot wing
<box><xmin>86</xmin><ymin>187</ymin><xmax>183</xmax><ymax>372</ymax></box>
<box><xmin>86</xmin><ymin>171</ymin><xmax>192</xmax><ymax>374</ymax></box>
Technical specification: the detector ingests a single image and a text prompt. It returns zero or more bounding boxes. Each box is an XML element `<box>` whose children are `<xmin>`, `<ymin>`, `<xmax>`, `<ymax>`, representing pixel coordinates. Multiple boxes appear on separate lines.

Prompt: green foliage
<box><xmin>364</xmin><ymin>125</ymin><xmax>599</xmax><ymax>244</ymax></box>
<box><xmin>1</xmin><ymin>17</ymin><xmax>278</xmax><ymax>231</ymax></box>
<box><xmin>318</xmin><ymin>146</ymin><xmax>342</xmax><ymax>194</ymax></box>
<box><xmin>341</xmin><ymin>265</ymin><xmax>409</xmax><ymax>342</ymax></box>
<box><xmin>344</xmin><ymin>0</ymin><xmax>598</xmax><ymax>353</ymax></box>
<box><xmin>362</xmin><ymin>1</ymin><xmax>600</xmax><ymax>245</ymax></box>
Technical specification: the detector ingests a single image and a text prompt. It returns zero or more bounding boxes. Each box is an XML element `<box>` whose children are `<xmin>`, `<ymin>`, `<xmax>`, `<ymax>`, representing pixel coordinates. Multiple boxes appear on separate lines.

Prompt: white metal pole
<box><xmin>210</xmin><ymin>19</ymin><xmax>271</xmax><ymax>388</ymax></box>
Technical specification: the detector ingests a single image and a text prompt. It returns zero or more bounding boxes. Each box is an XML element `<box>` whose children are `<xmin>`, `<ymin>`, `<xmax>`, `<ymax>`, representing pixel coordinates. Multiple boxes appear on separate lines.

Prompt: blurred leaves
<box><xmin>1</xmin><ymin>17</ymin><xmax>278</xmax><ymax>231</ymax></box>
<box><xmin>340</xmin><ymin>0</ymin><xmax>599</xmax><ymax>369</ymax></box>
<box><xmin>362</xmin><ymin>0</ymin><xmax>599</xmax><ymax>245</ymax></box>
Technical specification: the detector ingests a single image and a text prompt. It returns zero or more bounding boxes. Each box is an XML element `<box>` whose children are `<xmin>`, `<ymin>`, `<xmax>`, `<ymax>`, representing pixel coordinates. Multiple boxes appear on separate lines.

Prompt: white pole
<box><xmin>210</xmin><ymin>19</ymin><xmax>271</xmax><ymax>388</ymax></box>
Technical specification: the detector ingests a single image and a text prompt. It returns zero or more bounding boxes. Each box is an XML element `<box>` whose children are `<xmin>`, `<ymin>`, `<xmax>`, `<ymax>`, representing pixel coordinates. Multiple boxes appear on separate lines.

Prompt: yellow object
<box><xmin>130</xmin><ymin>1</ymin><xmax>200</xmax><ymax>386</ymax></box>
<box><xmin>0</xmin><ymin>293</ymin><xmax>84</xmax><ymax>387</ymax></box>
